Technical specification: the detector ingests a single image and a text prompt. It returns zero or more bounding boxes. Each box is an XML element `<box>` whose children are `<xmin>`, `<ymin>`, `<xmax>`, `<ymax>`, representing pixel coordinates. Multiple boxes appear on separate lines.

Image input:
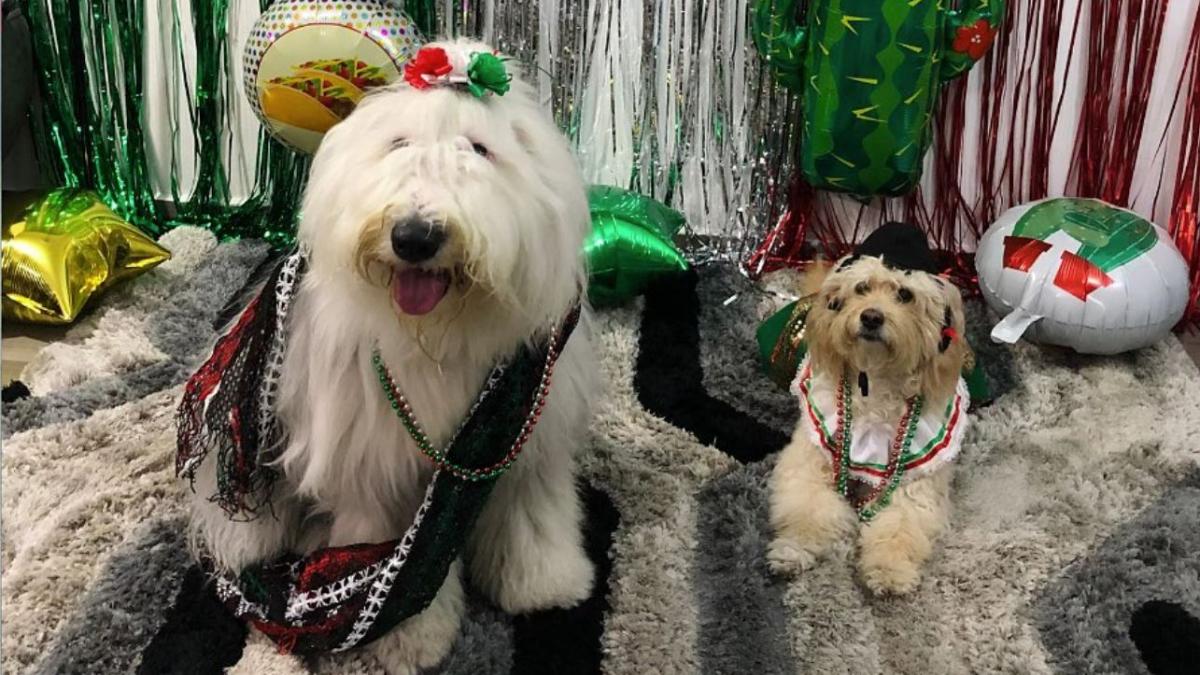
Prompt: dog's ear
<box><xmin>921</xmin><ymin>279</ymin><xmax>967</xmax><ymax>402</ymax></box>
<box><xmin>805</xmin><ymin>276</ymin><xmax>846</xmax><ymax>380</ymax></box>
<box><xmin>800</xmin><ymin>260</ymin><xmax>834</xmax><ymax>297</ymax></box>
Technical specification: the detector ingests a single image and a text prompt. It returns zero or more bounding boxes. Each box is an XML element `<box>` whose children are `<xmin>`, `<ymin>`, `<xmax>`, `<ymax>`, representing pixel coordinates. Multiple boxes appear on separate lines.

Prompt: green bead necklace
<box><xmin>832</xmin><ymin>372</ymin><xmax>924</xmax><ymax>522</ymax></box>
<box><xmin>371</xmin><ymin>326</ymin><xmax>561</xmax><ymax>482</ymax></box>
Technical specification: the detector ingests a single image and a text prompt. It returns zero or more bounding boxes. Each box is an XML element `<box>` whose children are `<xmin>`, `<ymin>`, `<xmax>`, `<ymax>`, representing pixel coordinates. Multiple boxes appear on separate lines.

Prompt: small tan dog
<box><xmin>768</xmin><ymin>223</ymin><xmax>970</xmax><ymax>594</ymax></box>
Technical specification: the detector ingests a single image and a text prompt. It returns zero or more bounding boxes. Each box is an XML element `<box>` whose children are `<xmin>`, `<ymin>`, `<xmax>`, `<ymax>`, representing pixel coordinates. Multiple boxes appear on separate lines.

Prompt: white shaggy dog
<box><xmin>187</xmin><ymin>39</ymin><xmax>596</xmax><ymax>670</ymax></box>
<box><xmin>768</xmin><ymin>236</ymin><xmax>970</xmax><ymax>595</ymax></box>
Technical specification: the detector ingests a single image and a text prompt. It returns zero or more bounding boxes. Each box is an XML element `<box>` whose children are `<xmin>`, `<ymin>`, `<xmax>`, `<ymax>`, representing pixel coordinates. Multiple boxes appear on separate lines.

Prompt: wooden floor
<box><xmin>4</xmin><ymin>321</ymin><xmax>1200</xmax><ymax>387</ymax></box>
<box><xmin>3</xmin><ymin>323</ymin><xmax>69</xmax><ymax>384</ymax></box>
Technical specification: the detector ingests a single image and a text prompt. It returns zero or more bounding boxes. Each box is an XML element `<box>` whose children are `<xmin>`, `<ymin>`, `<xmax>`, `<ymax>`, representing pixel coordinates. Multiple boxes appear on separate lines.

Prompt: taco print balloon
<box><xmin>244</xmin><ymin>1</ymin><xmax>419</xmax><ymax>154</ymax></box>
<box><xmin>976</xmin><ymin>198</ymin><xmax>1190</xmax><ymax>355</ymax></box>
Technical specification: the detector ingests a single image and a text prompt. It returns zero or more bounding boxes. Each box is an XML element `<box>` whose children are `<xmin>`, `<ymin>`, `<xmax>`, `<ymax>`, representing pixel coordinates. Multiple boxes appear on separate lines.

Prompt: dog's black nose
<box><xmin>860</xmin><ymin>309</ymin><xmax>885</xmax><ymax>331</ymax></box>
<box><xmin>390</xmin><ymin>216</ymin><xmax>447</xmax><ymax>263</ymax></box>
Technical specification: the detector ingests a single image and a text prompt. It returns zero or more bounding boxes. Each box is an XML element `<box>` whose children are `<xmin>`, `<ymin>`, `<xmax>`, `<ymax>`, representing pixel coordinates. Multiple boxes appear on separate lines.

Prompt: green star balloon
<box><xmin>585</xmin><ymin>186</ymin><xmax>689</xmax><ymax>307</ymax></box>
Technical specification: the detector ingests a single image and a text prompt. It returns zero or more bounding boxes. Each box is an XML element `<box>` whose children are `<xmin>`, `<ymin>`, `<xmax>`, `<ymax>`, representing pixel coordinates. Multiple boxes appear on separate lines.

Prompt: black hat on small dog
<box><xmin>837</xmin><ymin>221</ymin><xmax>939</xmax><ymax>275</ymax></box>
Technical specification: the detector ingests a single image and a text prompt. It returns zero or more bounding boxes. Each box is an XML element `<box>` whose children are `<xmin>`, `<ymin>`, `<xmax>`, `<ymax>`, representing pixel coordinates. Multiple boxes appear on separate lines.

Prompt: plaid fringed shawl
<box><xmin>177</xmin><ymin>252</ymin><xmax>303</xmax><ymax>516</ymax></box>
<box><xmin>176</xmin><ymin>250</ymin><xmax>579</xmax><ymax>654</ymax></box>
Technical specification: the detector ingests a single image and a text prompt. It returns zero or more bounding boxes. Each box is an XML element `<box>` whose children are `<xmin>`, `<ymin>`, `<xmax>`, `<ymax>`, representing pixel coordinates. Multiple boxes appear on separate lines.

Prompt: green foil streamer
<box><xmin>24</xmin><ymin>0</ymin><xmax>161</xmax><ymax>232</ymax></box>
<box><xmin>231</xmin><ymin>0</ymin><xmax>312</xmax><ymax>248</ymax></box>
<box><xmin>22</xmin><ymin>0</ymin><xmax>85</xmax><ymax>187</ymax></box>
<box><xmin>185</xmin><ymin>0</ymin><xmax>233</xmax><ymax>225</ymax></box>
<box><xmin>404</xmin><ymin>0</ymin><xmax>438</xmax><ymax>38</ymax></box>
<box><xmin>22</xmin><ymin>0</ymin><xmax>310</xmax><ymax>246</ymax></box>
<box><xmin>174</xmin><ymin>0</ymin><xmax>310</xmax><ymax>246</ymax></box>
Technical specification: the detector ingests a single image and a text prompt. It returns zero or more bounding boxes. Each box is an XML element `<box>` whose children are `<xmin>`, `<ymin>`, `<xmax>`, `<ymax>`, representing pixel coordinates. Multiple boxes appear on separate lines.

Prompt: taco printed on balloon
<box><xmin>260</xmin><ymin>59</ymin><xmax>390</xmax><ymax>134</ymax></box>
<box><xmin>243</xmin><ymin>2</ymin><xmax>419</xmax><ymax>154</ymax></box>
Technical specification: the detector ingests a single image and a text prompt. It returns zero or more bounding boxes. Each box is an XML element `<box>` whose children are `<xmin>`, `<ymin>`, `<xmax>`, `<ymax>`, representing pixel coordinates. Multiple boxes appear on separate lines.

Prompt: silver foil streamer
<box><xmin>436</xmin><ymin>0</ymin><xmax>799</xmax><ymax>264</ymax></box>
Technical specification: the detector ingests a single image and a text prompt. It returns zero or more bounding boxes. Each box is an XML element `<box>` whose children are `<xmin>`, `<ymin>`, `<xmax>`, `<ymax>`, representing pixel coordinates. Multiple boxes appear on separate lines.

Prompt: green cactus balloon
<box><xmin>754</xmin><ymin>0</ymin><xmax>1005</xmax><ymax>197</ymax></box>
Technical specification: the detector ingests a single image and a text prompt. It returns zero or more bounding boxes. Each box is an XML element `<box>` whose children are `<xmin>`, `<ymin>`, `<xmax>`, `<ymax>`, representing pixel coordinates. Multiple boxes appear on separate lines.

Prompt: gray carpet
<box><xmin>3</xmin><ymin>227</ymin><xmax>1200</xmax><ymax>674</ymax></box>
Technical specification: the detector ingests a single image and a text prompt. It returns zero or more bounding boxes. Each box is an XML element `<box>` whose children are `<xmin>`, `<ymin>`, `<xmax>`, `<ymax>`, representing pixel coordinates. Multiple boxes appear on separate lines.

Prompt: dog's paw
<box><xmin>766</xmin><ymin>537</ymin><xmax>820</xmax><ymax>575</ymax></box>
<box><xmin>486</xmin><ymin>542</ymin><xmax>595</xmax><ymax>614</ymax></box>
<box><xmin>859</xmin><ymin>558</ymin><xmax>922</xmax><ymax>596</ymax></box>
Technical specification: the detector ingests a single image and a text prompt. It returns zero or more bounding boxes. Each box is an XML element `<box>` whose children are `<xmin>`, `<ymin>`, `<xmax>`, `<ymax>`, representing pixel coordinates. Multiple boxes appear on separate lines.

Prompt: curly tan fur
<box><xmin>768</xmin><ymin>255</ymin><xmax>968</xmax><ymax>595</ymax></box>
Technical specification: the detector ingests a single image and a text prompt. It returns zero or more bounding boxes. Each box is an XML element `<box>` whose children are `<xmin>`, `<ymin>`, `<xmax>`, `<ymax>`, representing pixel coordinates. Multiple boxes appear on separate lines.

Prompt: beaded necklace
<box><xmin>371</xmin><ymin>325</ymin><xmax>563</xmax><ymax>482</ymax></box>
<box><xmin>831</xmin><ymin>372</ymin><xmax>924</xmax><ymax>522</ymax></box>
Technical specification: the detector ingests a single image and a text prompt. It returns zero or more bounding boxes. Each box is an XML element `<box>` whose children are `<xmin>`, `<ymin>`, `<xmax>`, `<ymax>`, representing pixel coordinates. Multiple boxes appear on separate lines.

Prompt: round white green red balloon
<box><xmin>976</xmin><ymin>198</ymin><xmax>1189</xmax><ymax>355</ymax></box>
<box><xmin>243</xmin><ymin>0</ymin><xmax>418</xmax><ymax>154</ymax></box>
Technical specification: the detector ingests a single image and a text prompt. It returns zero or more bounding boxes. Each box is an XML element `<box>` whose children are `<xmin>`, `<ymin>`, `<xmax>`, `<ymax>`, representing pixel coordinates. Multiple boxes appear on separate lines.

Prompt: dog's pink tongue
<box><xmin>391</xmin><ymin>269</ymin><xmax>449</xmax><ymax>316</ymax></box>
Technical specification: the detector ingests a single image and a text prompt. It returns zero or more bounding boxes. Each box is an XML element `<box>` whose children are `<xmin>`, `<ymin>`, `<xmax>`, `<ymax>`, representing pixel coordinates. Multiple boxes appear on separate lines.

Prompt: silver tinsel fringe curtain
<box><xmin>435</xmin><ymin>0</ymin><xmax>800</xmax><ymax>263</ymax></box>
<box><xmin>21</xmin><ymin>0</ymin><xmax>798</xmax><ymax>259</ymax></box>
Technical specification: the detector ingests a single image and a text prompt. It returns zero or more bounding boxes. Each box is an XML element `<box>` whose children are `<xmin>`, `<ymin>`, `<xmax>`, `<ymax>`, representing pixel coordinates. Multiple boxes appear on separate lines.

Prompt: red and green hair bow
<box><xmin>403</xmin><ymin>46</ymin><xmax>511</xmax><ymax>98</ymax></box>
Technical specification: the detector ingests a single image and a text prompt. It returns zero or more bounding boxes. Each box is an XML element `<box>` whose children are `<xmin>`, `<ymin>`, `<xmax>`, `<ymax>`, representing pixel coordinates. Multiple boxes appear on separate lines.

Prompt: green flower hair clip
<box><xmin>466</xmin><ymin>52</ymin><xmax>512</xmax><ymax>99</ymax></box>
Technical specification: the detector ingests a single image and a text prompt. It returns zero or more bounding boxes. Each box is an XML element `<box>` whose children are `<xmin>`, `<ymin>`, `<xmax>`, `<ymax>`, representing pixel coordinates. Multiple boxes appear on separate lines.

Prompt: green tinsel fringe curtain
<box><xmin>19</xmin><ymin>0</ymin><xmax>437</xmax><ymax>246</ymax></box>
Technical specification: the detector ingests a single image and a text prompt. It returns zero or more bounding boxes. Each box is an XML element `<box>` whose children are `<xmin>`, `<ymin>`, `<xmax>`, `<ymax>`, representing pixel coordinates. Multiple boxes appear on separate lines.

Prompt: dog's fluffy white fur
<box><xmin>188</xmin><ymin>39</ymin><xmax>597</xmax><ymax>671</ymax></box>
<box><xmin>768</xmin><ymin>257</ymin><xmax>968</xmax><ymax>595</ymax></box>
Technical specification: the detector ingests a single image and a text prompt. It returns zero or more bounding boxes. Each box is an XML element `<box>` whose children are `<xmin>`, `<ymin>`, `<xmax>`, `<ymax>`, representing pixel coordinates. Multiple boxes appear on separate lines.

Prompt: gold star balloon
<box><xmin>3</xmin><ymin>189</ymin><xmax>170</xmax><ymax>324</ymax></box>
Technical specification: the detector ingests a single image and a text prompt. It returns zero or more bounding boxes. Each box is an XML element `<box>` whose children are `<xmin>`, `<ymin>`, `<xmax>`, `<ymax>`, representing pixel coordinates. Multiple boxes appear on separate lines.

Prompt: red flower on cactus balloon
<box><xmin>404</xmin><ymin>46</ymin><xmax>453</xmax><ymax>89</ymax></box>
<box><xmin>952</xmin><ymin>20</ymin><xmax>997</xmax><ymax>61</ymax></box>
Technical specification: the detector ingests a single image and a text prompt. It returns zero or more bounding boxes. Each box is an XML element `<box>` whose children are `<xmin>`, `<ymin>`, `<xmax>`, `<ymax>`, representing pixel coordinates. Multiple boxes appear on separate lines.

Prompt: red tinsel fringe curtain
<box><xmin>747</xmin><ymin>0</ymin><xmax>1200</xmax><ymax>325</ymax></box>
<box><xmin>1067</xmin><ymin>0</ymin><xmax>1169</xmax><ymax>205</ymax></box>
<box><xmin>747</xmin><ymin>0</ymin><xmax>1071</xmax><ymax>277</ymax></box>
<box><xmin>1170</xmin><ymin>6</ymin><xmax>1200</xmax><ymax>325</ymax></box>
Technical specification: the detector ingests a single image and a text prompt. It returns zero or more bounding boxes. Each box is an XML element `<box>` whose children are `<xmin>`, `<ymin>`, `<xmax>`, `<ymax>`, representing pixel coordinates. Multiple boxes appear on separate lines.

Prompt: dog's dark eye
<box><xmin>471</xmin><ymin>142</ymin><xmax>491</xmax><ymax>158</ymax></box>
<box><xmin>827</xmin><ymin>297</ymin><xmax>843</xmax><ymax>312</ymax></box>
<box><xmin>390</xmin><ymin>137</ymin><xmax>410</xmax><ymax>151</ymax></box>
<box><xmin>897</xmin><ymin>287</ymin><xmax>914</xmax><ymax>303</ymax></box>
<box><xmin>855</xmin><ymin>281</ymin><xmax>870</xmax><ymax>295</ymax></box>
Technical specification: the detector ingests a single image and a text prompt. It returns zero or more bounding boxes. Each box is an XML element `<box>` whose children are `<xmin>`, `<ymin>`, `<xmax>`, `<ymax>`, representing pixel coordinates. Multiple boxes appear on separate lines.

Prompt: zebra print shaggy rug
<box><xmin>3</xmin><ymin>226</ymin><xmax>1199</xmax><ymax>674</ymax></box>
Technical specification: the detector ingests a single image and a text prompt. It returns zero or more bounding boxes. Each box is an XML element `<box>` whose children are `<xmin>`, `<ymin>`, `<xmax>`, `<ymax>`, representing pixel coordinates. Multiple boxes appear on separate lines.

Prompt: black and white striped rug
<box><xmin>4</xmin><ymin>227</ymin><xmax>1199</xmax><ymax>674</ymax></box>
